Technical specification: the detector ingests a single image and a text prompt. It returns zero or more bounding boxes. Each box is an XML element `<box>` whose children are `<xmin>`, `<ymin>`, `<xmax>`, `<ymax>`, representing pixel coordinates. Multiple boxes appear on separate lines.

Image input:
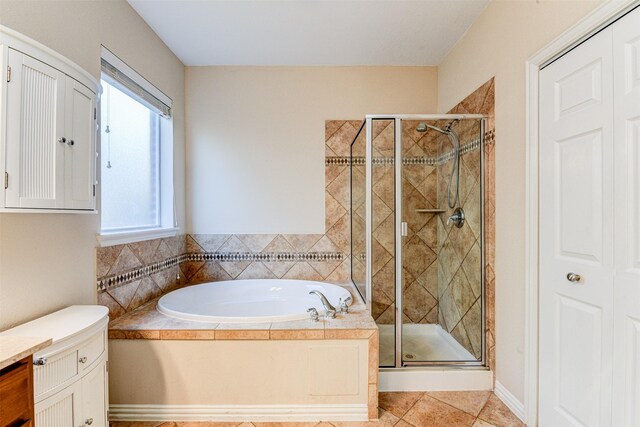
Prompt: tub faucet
<box><xmin>309</xmin><ymin>291</ymin><xmax>337</xmax><ymax>319</ymax></box>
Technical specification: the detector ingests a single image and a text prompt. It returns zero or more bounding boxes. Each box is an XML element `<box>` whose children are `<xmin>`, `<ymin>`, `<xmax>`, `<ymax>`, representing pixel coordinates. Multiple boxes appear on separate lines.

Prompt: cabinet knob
<box><xmin>85</xmin><ymin>418</ymin><xmax>93</xmax><ymax>425</ymax></box>
<box><xmin>33</xmin><ymin>357</ymin><xmax>47</xmax><ymax>366</ymax></box>
<box><xmin>67</xmin><ymin>139</ymin><xmax>75</xmax><ymax>146</ymax></box>
<box><xmin>78</xmin><ymin>356</ymin><xmax>87</xmax><ymax>363</ymax></box>
<box><xmin>58</xmin><ymin>137</ymin><xmax>66</xmax><ymax>144</ymax></box>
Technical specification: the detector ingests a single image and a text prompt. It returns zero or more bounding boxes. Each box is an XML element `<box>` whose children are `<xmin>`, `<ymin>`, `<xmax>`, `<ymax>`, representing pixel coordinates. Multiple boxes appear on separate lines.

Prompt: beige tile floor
<box><xmin>110</xmin><ymin>391</ymin><xmax>524</xmax><ymax>427</ymax></box>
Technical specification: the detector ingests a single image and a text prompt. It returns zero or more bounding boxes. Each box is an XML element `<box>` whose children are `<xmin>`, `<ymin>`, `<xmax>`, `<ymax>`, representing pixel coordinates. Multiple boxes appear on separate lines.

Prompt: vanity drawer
<box><xmin>0</xmin><ymin>356</ymin><xmax>34</xmax><ymax>427</ymax></box>
<box><xmin>78</xmin><ymin>330</ymin><xmax>105</xmax><ymax>371</ymax></box>
<box><xmin>33</xmin><ymin>347</ymin><xmax>79</xmax><ymax>399</ymax></box>
<box><xmin>33</xmin><ymin>331</ymin><xmax>105</xmax><ymax>399</ymax></box>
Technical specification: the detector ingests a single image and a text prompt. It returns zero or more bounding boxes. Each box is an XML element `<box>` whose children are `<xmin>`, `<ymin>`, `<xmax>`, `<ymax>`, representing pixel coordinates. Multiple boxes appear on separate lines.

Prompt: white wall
<box><xmin>0</xmin><ymin>0</ymin><xmax>185</xmax><ymax>330</ymax></box>
<box><xmin>437</xmin><ymin>0</ymin><xmax>603</xmax><ymax>402</ymax></box>
<box><xmin>186</xmin><ymin>66</ymin><xmax>438</xmax><ymax>234</ymax></box>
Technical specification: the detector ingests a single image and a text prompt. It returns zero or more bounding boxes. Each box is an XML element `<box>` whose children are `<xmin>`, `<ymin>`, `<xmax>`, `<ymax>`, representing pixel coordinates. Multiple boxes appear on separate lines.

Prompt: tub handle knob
<box><xmin>307</xmin><ymin>307</ymin><xmax>319</xmax><ymax>322</ymax></box>
<box><xmin>339</xmin><ymin>296</ymin><xmax>352</xmax><ymax>314</ymax></box>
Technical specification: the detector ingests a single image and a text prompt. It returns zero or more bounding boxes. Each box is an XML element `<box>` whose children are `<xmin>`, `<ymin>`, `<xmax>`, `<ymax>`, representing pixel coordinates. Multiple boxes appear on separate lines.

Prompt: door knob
<box><xmin>58</xmin><ymin>137</ymin><xmax>66</xmax><ymax>144</ymax></box>
<box><xmin>67</xmin><ymin>139</ymin><xmax>74</xmax><ymax>146</ymax></box>
<box><xmin>85</xmin><ymin>418</ymin><xmax>93</xmax><ymax>425</ymax></box>
<box><xmin>566</xmin><ymin>272</ymin><xmax>582</xmax><ymax>283</ymax></box>
<box><xmin>78</xmin><ymin>356</ymin><xmax>87</xmax><ymax>363</ymax></box>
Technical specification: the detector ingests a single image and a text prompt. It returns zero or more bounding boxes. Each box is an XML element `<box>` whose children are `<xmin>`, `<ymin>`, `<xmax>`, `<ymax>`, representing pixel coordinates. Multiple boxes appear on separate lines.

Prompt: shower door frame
<box><xmin>363</xmin><ymin>114</ymin><xmax>487</xmax><ymax>368</ymax></box>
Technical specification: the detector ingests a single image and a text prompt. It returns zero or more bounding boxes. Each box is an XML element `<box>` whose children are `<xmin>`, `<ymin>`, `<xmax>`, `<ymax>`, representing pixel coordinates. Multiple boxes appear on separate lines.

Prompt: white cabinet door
<box><xmin>80</xmin><ymin>361</ymin><xmax>107</xmax><ymax>427</ymax></box>
<box><xmin>539</xmin><ymin>27</ymin><xmax>615</xmax><ymax>427</ymax></box>
<box><xmin>5</xmin><ymin>48</ymin><xmax>66</xmax><ymax>209</ymax></box>
<box><xmin>34</xmin><ymin>382</ymin><xmax>81</xmax><ymax>427</ymax></box>
<box><xmin>64</xmin><ymin>78</ymin><xmax>95</xmax><ymax>210</ymax></box>
<box><xmin>612</xmin><ymin>8</ymin><xmax>640</xmax><ymax>427</ymax></box>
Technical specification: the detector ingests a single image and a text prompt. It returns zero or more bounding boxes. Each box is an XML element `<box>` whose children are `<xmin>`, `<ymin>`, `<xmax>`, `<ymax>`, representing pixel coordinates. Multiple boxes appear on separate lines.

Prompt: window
<box><xmin>98</xmin><ymin>48</ymin><xmax>175</xmax><ymax>244</ymax></box>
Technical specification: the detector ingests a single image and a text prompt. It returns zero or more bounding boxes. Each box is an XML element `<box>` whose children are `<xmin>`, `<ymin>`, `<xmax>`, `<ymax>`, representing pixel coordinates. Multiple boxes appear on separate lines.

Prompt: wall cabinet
<box><xmin>0</xmin><ymin>27</ymin><xmax>100</xmax><ymax>212</ymax></box>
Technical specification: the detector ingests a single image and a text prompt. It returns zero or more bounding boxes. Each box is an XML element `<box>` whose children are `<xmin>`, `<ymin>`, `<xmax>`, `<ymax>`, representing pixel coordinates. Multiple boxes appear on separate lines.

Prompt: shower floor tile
<box><xmin>379</xmin><ymin>323</ymin><xmax>476</xmax><ymax>366</ymax></box>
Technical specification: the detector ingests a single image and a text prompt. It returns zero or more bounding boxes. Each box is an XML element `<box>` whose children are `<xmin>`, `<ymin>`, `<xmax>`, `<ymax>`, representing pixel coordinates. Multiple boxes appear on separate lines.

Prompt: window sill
<box><xmin>97</xmin><ymin>227</ymin><xmax>179</xmax><ymax>247</ymax></box>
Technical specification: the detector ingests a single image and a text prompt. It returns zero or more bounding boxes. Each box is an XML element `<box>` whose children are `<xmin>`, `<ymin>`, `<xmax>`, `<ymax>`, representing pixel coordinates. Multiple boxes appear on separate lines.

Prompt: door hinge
<box><xmin>94</xmin><ymin>108</ymin><xmax>96</xmax><ymax>120</ymax></box>
<box><xmin>106</xmin><ymin>360</ymin><xmax>109</xmax><ymax>372</ymax></box>
<box><xmin>4</xmin><ymin>172</ymin><xmax>7</xmax><ymax>189</ymax></box>
<box><xmin>93</xmin><ymin>184</ymin><xmax>96</xmax><ymax>197</ymax></box>
<box><xmin>6</xmin><ymin>66</ymin><xmax>10</xmax><ymax>82</ymax></box>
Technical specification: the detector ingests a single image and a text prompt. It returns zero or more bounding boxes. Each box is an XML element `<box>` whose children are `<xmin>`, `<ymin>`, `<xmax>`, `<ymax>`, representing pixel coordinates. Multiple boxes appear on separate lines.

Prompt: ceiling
<box><xmin>127</xmin><ymin>0</ymin><xmax>489</xmax><ymax>66</ymax></box>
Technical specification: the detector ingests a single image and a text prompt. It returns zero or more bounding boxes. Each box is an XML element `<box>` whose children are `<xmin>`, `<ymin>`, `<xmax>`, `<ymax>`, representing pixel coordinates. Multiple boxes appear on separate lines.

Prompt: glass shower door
<box><xmin>401</xmin><ymin>117</ymin><xmax>485</xmax><ymax>365</ymax></box>
<box><xmin>352</xmin><ymin>114</ymin><xmax>485</xmax><ymax>368</ymax></box>
<box><xmin>369</xmin><ymin>118</ymin><xmax>397</xmax><ymax>367</ymax></box>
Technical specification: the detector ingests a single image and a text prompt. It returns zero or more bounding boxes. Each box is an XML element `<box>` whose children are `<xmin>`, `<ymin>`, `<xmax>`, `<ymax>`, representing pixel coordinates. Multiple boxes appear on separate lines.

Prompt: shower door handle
<box><xmin>401</xmin><ymin>222</ymin><xmax>408</xmax><ymax>237</ymax></box>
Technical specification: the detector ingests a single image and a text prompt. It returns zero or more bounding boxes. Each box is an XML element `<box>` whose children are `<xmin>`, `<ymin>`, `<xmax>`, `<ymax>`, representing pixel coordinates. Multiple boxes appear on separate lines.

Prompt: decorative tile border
<box><xmin>98</xmin><ymin>251</ymin><xmax>345</xmax><ymax>292</ymax></box>
<box><xmin>188</xmin><ymin>251</ymin><xmax>344</xmax><ymax>263</ymax></box>
<box><xmin>97</xmin><ymin>254</ymin><xmax>188</xmax><ymax>292</ymax></box>
<box><xmin>326</xmin><ymin>131</ymin><xmax>494</xmax><ymax>167</ymax></box>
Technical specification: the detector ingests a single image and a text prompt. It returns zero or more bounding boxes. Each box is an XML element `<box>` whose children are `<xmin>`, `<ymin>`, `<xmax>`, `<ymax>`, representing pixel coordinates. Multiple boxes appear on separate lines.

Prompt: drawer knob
<box><xmin>33</xmin><ymin>357</ymin><xmax>47</xmax><ymax>366</ymax></box>
<box><xmin>78</xmin><ymin>356</ymin><xmax>87</xmax><ymax>364</ymax></box>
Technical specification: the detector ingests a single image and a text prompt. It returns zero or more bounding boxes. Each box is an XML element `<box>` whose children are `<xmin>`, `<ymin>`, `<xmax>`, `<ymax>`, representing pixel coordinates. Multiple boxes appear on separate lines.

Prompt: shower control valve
<box><xmin>447</xmin><ymin>207</ymin><xmax>465</xmax><ymax>228</ymax></box>
<box><xmin>307</xmin><ymin>307</ymin><xmax>319</xmax><ymax>322</ymax></box>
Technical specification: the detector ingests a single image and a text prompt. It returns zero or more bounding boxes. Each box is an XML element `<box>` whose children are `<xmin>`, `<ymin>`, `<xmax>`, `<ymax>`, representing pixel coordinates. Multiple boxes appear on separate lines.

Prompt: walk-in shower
<box><xmin>350</xmin><ymin>114</ymin><xmax>485</xmax><ymax>369</ymax></box>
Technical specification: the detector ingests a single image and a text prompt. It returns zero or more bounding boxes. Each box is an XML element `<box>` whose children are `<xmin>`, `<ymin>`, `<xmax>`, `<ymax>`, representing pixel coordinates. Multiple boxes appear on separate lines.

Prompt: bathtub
<box><xmin>157</xmin><ymin>279</ymin><xmax>352</xmax><ymax>323</ymax></box>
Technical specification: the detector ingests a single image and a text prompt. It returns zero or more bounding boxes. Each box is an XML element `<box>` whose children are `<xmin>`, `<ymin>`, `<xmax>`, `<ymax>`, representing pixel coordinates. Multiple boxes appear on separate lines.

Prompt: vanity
<box><xmin>0</xmin><ymin>336</ymin><xmax>51</xmax><ymax>426</ymax></box>
<box><xmin>0</xmin><ymin>306</ymin><xmax>109</xmax><ymax>427</ymax></box>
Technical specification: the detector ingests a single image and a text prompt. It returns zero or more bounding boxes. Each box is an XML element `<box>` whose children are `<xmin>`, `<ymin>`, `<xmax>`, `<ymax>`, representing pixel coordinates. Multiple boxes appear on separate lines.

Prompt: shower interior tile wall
<box><xmin>354</xmin><ymin>78</ymin><xmax>495</xmax><ymax>364</ymax></box>
<box><xmin>446</xmin><ymin>78</ymin><xmax>495</xmax><ymax>367</ymax></box>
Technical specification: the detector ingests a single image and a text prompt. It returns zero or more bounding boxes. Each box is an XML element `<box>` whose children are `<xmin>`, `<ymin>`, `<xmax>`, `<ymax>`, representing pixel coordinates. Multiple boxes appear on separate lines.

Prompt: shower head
<box><xmin>416</xmin><ymin>122</ymin><xmax>447</xmax><ymax>134</ymax></box>
<box><xmin>416</xmin><ymin>119</ymin><xmax>460</xmax><ymax>134</ymax></box>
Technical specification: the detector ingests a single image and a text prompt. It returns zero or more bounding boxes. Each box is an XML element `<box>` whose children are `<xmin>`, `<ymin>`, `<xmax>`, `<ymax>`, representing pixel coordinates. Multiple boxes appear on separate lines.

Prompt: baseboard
<box><xmin>379</xmin><ymin>367</ymin><xmax>493</xmax><ymax>391</ymax></box>
<box><xmin>109</xmin><ymin>403</ymin><xmax>369</xmax><ymax>422</ymax></box>
<box><xmin>494</xmin><ymin>381</ymin><xmax>525</xmax><ymax>422</ymax></box>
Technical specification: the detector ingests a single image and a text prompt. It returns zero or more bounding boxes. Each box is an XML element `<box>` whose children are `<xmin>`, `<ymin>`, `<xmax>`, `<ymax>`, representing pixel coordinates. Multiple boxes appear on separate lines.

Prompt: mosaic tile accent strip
<box><xmin>325</xmin><ymin>130</ymin><xmax>493</xmax><ymax>167</ymax></box>
<box><xmin>188</xmin><ymin>251</ymin><xmax>343</xmax><ymax>262</ymax></box>
<box><xmin>98</xmin><ymin>251</ymin><xmax>345</xmax><ymax>291</ymax></box>
<box><xmin>97</xmin><ymin>254</ymin><xmax>187</xmax><ymax>292</ymax></box>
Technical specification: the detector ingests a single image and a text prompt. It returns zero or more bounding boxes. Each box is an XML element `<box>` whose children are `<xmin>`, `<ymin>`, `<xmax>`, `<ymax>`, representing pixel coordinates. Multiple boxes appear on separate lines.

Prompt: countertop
<box><xmin>0</xmin><ymin>336</ymin><xmax>52</xmax><ymax>370</ymax></box>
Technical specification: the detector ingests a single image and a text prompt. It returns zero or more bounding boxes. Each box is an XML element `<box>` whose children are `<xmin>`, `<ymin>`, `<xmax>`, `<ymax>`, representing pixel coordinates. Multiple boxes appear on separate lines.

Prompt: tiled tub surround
<box><xmin>97</xmin><ymin>236</ymin><xmax>188</xmax><ymax>320</ymax></box>
<box><xmin>107</xmin><ymin>282</ymin><xmax>379</xmax><ymax>422</ymax></box>
<box><xmin>97</xmin><ymin>121</ymin><xmax>360</xmax><ymax>322</ymax></box>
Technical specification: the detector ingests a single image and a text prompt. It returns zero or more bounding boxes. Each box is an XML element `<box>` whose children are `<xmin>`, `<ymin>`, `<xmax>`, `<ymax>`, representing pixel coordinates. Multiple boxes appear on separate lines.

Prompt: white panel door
<box><xmin>4</xmin><ymin>48</ymin><xmax>66</xmax><ymax>209</ymax></box>
<box><xmin>539</xmin><ymin>27</ymin><xmax>615</xmax><ymax>427</ymax></box>
<box><xmin>80</xmin><ymin>361</ymin><xmax>107</xmax><ymax>427</ymax></box>
<box><xmin>64</xmin><ymin>78</ymin><xmax>95</xmax><ymax>210</ymax></box>
<box><xmin>612</xmin><ymin>8</ymin><xmax>640</xmax><ymax>427</ymax></box>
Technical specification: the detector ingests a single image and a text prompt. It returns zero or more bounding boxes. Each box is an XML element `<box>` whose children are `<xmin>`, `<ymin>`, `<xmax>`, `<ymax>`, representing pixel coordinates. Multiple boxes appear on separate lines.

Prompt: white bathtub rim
<box><xmin>156</xmin><ymin>279</ymin><xmax>353</xmax><ymax>324</ymax></box>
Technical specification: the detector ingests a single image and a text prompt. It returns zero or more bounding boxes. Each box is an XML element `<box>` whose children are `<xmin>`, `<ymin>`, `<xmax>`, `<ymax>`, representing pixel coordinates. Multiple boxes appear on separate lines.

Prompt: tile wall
<box><xmin>96</xmin><ymin>236</ymin><xmax>187</xmax><ymax>320</ymax></box>
<box><xmin>445</xmin><ymin>78</ymin><xmax>496</xmax><ymax>368</ymax></box>
<box><xmin>436</xmin><ymin>119</ymin><xmax>484</xmax><ymax>359</ymax></box>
